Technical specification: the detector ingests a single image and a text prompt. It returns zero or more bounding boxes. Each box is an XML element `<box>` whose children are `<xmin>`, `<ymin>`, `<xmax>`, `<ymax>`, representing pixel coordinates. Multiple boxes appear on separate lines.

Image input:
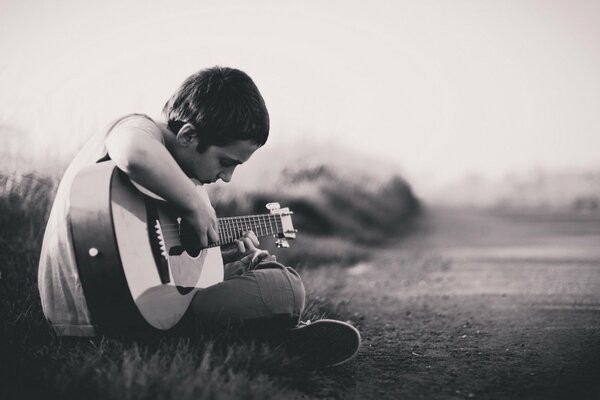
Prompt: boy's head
<box><xmin>163</xmin><ymin>66</ymin><xmax>269</xmax><ymax>151</ymax></box>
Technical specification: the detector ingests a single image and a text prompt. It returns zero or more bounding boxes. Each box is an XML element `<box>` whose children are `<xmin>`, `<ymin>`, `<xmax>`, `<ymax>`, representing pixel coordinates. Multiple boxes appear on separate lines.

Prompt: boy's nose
<box><xmin>218</xmin><ymin>169</ymin><xmax>234</xmax><ymax>183</ymax></box>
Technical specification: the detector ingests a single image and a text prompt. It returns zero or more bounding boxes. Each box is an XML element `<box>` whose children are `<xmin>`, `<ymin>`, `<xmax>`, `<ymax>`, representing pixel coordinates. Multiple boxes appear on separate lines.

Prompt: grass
<box><xmin>0</xmin><ymin>167</ymin><xmax>419</xmax><ymax>399</ymax></box>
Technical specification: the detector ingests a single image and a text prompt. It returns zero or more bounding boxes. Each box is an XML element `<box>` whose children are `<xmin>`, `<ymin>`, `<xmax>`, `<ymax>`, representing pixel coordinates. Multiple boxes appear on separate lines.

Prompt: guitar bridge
<box><xmin>146</xmin><ymin>198</ymin><xmax>171</xmax><ymax>284</ymax></box>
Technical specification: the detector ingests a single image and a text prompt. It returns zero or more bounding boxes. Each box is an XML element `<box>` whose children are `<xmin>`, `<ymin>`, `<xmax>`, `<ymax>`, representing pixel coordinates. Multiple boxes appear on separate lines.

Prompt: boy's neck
<box><xmin>154</xmin><ymin>118</ymin><xmax>177</xmax><ymax>153</ymax></box>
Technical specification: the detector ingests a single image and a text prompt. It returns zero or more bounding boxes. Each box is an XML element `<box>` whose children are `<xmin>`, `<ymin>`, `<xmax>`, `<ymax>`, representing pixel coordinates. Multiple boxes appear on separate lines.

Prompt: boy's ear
<box><xmin>176</xmin><ymin>123</ymin><xmax>198</xmax><ymax>147</ymax></box>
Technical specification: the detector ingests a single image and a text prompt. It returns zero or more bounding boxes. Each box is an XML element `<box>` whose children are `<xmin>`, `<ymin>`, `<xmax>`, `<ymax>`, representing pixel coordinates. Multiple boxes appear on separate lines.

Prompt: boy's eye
<box><xmin>220</xmin><ymin>159</ymin><xmax>235</xmax><ymax>168</ymax></box>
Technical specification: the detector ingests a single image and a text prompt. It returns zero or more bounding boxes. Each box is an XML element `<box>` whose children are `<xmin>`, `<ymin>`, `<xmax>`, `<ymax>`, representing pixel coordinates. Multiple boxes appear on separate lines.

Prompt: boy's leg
<box><xmin>187</xmin><ymin>261</ymin><xmax>361</xmax><ymax>368</ymax></box>
<box><xmin>188</xmin><ymin>261</ymin><xmax>305</xmax><ymax>332</ymax></box>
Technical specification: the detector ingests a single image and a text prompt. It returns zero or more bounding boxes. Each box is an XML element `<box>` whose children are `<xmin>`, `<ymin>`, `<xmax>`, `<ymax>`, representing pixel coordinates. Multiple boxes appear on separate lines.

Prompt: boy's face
<box><xmin>175</xmin><ymin>137</ymin><xmax>259</xmax><ymax>184</ymax></box>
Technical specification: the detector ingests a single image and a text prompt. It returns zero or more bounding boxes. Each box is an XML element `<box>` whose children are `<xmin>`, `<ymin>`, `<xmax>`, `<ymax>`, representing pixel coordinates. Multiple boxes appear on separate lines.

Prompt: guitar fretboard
<box><xmin>213</xmin><ymin>214</ymin><xmax>284</xmax><ymax>247</ymax></box>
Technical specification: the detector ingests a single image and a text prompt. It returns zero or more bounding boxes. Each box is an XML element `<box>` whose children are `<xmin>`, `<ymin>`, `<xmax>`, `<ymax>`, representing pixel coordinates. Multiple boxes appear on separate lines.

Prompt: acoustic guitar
<box><xmin>68</xmin><ymin>161</ymin><xmax>296</xmax><ymax>334</ymax></box>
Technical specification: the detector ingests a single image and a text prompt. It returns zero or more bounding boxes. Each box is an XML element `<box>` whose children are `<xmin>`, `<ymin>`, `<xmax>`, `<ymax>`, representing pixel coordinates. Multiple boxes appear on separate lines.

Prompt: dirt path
<box><xmin>326</xmin><ymin>208</ymin><xmax>600</xmax><ymax>399</ymax></box>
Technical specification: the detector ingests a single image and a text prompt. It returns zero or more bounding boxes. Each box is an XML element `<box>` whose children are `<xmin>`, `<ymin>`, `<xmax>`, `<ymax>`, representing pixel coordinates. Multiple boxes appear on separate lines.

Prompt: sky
<box><xmin>1</xmin><ymin>0</ymin><xmax>599</xmax><ymax>189</ymax></box>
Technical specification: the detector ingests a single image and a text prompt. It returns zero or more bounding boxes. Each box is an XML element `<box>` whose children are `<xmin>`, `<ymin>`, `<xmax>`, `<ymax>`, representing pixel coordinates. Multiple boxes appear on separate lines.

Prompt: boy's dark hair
<box><xmin>163</xmin><ymin>66</ymin><xmax>269</xmax><ymax>151</ymax></box>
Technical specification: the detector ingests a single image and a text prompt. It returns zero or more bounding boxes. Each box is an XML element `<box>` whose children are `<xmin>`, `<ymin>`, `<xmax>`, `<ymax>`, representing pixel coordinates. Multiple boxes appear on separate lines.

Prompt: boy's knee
<box><xmin>252</xmin><ymin>265</ymin><xmax>305</xmax><ymax>321</ymax></box>
<box><xmin>285</xmin><ymin>267</ymin><xmax>306</xmax><ymax>318</ymax></box>
<box><xmin>189</xmin><ymin>264</ymin><xmax>305</xmax><ymax>329</ymax></box>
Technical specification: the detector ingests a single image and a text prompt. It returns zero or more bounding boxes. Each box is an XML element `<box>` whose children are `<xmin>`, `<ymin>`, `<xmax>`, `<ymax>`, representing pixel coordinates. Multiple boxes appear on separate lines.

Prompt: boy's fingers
<box><xmin>243</xmin><ymin>230</ymin><xmax>260</xmax><ymax>246</ymax></box>
<box><xmin>242</xmin><ymin>237</ymin><xmax>256</xmax><ymax>252</ymax></box>
<box><xmin>207</xmin><ymin>225</ymin><xmax>218</xmax><ymax>244</ymax></box>
<box><xmin>235</xmin><ymin>240</ymin><xmax>246</xmax><ymax>254</ymax></box>
<box><xmin>198</xmin><ymin>232</ymin><xmax>208</xmax><ymax>248</ymax></box>
<box><xmin>235</xmin><ymin>237</ymin><xmax>256</xmax><ymax>254</ymax></box>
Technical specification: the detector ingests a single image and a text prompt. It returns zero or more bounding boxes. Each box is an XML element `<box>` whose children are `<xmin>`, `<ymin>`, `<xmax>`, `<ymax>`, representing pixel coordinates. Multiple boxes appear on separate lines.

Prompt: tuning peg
<box><xmin>275</xmin><ymin>238</ymin><xmax>290</xmax><ymax>248</ymax></box>
<box><xmin>266</xmin><ymin>202</ymin><xmax>281</xmax><ymax>211</ymax></box>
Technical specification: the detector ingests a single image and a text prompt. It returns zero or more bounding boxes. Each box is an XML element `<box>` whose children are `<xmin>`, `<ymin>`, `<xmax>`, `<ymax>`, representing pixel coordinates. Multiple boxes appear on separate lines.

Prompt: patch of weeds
<box><xmin>0</xmin><ymin>169</ymin><xmax>408</xmax><ymax>399</ymax></box>
<box><xmin>300</xmin><ymin>265</ymin><xmax>361</xmax><ymax>326</ymax></box>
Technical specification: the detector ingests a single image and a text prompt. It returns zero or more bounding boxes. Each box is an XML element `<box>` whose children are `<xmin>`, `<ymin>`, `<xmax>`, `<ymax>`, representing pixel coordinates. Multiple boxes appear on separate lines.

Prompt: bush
<box><xmin>211</xmin><ymin>164</ymin><xmax>421</xmax><ymax>254</ymax></box>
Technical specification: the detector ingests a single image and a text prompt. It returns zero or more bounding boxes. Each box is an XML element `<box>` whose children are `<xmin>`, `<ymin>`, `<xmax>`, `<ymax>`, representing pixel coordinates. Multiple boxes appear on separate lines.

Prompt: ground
<box><xmin>318</xmin><ymin>208</ymin><xmax>600</xmax><ymax>399</ymax></box>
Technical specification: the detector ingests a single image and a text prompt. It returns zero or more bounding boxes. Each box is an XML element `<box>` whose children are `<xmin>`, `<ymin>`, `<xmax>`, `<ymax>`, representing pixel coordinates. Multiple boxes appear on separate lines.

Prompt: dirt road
<box><xmin>329</xmin><ymin>208</ymin><xmax>600</xmax><ymax>399</ymax></box>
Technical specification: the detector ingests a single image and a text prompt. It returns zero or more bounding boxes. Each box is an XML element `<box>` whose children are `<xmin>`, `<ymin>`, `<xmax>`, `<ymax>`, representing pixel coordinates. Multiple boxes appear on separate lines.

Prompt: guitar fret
<box><xmin>256</xmin><ymin>216</ymin><xmax>261</xmax><ymax>235</ymax></box>
<box><xmin>252</xmin><ymin>215</ymin><xmax>258</xmax><ymax>236</ymax></box>
<box><xmin>224</xmin><ymin>219</ymin><xmax>229</xmax><ymax>243</ymax></box>
<box><xmin>225</xmin><ymin>219</ymin><xmax>232</xmax><ymax>243</ymax></box>
<box><xmin>231</xmin><ymin>219</ymin><xmax>236</xmax><ymax>240</ymax></box>
<box><xmin>259</xmin><ymin>215</ymin><xmax>264</xmax><ymax>236</ymax></box>
<box><xmin>236</xmin><ymin>218</ymin><xmax>243</xmax><ymax>237</ymax></box>
<box><xmin>215</xmin><ymin>212</ymin><xmax>288</xmax><ymax>246</ymax></box>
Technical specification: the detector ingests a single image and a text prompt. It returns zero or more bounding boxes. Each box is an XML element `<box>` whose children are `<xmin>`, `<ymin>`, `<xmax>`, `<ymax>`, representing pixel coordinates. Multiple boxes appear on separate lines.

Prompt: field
<box><xmin>3</xmin><ymin>164</ymin><xmax>599</xmax><ymax>399</ymax></box>
<box><xmin>0</xmin><ymin>167</ymin><xmax>419</xmax><ymax>399</ymax></box>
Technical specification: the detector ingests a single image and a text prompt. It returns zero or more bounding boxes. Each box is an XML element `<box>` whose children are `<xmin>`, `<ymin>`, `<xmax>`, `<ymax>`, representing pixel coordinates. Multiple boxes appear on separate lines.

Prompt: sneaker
<box><xmin>282</xmin><ymin>319</ymin><xmax>361</xmax><ymax>368</ymax></box>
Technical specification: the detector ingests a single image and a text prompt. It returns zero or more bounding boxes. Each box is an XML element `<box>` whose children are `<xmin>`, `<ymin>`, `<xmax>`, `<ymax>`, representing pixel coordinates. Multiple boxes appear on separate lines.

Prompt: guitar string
<box><xmin>158</xmin><ymin>218</ymin><xmax>284</xmax><ymax>228</ymax></box>
<box><xmin>158</xmin><ymin>221</ymin><xmax>285</xmax><ymax>233</ymax></box>
<box><xmin>158</xmin><ymin>232</ymin><xmax>286</xmax><ymax>247</ymax></box>
<box><xmin>158</xmin><ymin>222</ymin><xmax>286</xmax><ymax>238</ymax></box>
<box><xmin>157</xmin><ymin>216</ymin><xmax>284</xmax><ymax>231</ymax></box>
<box><xmin>157</xmin><ymin>220</ymin><xmax>285</xmax><ymax>235</ymax></box>
<box><xmin>154</xmin><ymin>215</ymin><xmax>286</xmax><ymax>245</ymax></box>
<box><xmin>157</xmin><ymin>215</ymin><xmax>285</xmax><ymax>229</ymax></box>
<box><xmin>158</xmin><ymin>231</ymin><xmax>283</xmax><ymax>237</ymax></box>
<box><xmin>156</xmin><ymin>214</ymin><xmax>289</xmax><ymax>222</ymax></box>
<box><xmin>159</xmin><ymin>227</ymin><xmax>285</xmax><ymax>237</ymax></box>
<box><xmin>158</xmin><ymin>228</ymin><xmax>285</xmax><ymax>238</ymax></box>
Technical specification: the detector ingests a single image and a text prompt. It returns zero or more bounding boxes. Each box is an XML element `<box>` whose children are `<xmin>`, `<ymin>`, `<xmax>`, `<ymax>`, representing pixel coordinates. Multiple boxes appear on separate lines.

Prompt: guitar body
<box><xmin>69</xmin><ymin>161</ymin><xmax>224</xmax><ymax>333</ymax></box>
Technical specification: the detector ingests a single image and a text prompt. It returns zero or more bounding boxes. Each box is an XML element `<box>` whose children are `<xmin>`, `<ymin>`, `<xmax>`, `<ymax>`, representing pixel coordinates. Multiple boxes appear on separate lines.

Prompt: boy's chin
<box><xmin>189</xmin><ymin>177</ymin><xmax>213</xmax><ymax>185</ymax></box>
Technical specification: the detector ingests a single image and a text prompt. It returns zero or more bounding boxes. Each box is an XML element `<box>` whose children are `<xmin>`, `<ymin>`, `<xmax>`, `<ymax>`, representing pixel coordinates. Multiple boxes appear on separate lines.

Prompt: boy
<box><xmin>38</xmin><ymin>66</ymin><xmax>360</xmax><ymax>368</ymax></box>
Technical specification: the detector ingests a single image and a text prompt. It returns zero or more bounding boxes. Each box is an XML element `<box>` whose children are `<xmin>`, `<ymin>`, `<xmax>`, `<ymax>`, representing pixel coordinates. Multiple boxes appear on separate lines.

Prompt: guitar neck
<box><xmin>213</xmin><ymin>214</ymin><xmax>285</xmax><ymax>247</ymax></box>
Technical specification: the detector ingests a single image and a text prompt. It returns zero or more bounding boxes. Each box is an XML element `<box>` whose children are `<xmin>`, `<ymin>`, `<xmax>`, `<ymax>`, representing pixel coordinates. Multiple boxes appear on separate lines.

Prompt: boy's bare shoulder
<box><xmin>107</xmin><ymin>114</ymin><xmax>165</xmax><ymax>144</ymax></box>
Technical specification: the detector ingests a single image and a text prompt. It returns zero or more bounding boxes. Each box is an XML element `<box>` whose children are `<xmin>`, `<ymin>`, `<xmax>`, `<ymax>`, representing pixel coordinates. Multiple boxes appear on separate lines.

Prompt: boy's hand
<box><xmin>221</xmin><ymin>230</ymin><xmax>260</xmax><ymax>264</ymax></box>
<box><xmin>223</xmin><ymin>248</ymin><xmax>277</xmax><ymax>280</ymax></box>
<box><xmin>182</xmin><ymin>206</ymin><xmax>218</xmax><ymax>249</ymax></box>
<box><xmin>179</xmin><ymin>183</ymin><xmax>219</xmax><ymax>248</ymax></box>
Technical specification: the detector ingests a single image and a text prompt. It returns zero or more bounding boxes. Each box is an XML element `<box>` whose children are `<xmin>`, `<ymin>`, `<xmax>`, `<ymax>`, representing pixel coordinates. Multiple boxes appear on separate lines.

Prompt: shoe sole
<box><xmin>284</xmin><ymin>319</ymin><xmax>361</xmax><ymax>368</ymax></box>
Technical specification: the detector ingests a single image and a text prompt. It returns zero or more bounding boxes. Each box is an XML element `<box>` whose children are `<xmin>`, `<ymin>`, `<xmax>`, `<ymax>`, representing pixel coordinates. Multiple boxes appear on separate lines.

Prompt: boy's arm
<box><xmin>105</xmin><ymin>124</ymin><xmax>218</xmax><ymax>248</ymax></box>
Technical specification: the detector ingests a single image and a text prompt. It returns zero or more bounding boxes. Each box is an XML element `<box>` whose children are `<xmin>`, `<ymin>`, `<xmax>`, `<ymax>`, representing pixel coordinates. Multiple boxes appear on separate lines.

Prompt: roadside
<box><xmin>321</xmin><ymin>208</ymin><xmax>600</xmax><ymax>399</ymax></box>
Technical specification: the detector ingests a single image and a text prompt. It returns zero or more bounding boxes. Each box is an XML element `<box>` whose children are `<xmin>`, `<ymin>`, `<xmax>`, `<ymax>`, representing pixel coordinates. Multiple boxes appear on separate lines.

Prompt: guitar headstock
<box><xmin>266</xmin><ymin>202</ymin><xmax>297</xmax><ymax>248</ymax></box>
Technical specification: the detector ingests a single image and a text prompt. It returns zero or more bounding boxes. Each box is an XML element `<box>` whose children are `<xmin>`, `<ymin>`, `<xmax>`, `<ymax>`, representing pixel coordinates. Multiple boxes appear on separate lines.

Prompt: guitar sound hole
<box><xmin>179</xmin><ymin>219</ymin><xmax>201</xmax><ymax>257</ymax></box>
